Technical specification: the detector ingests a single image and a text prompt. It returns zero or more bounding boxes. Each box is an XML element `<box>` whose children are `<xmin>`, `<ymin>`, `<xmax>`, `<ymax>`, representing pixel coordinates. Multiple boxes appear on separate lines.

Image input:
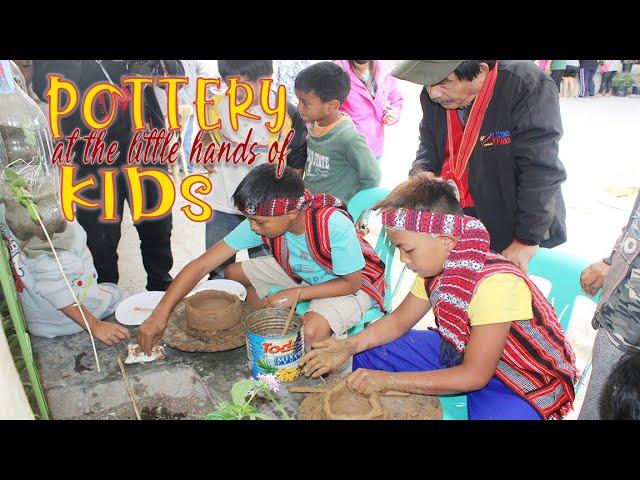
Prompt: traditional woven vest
<box><xmin>425</xmin><ymin>252</ymin><xmax>578</xmax><ymax>420</ymax></box>
<box><xmin>262</xmin><ymin>205</ymin><xmax>387</xmax><ymax>312</ymax></box>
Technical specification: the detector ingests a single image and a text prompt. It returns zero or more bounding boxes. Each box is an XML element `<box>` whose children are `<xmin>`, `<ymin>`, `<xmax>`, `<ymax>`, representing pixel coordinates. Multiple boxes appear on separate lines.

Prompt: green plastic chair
<box><xmin>440</xmin><ymin>247</ymin><xmax>600</xmax><ymax>420</ymax></box>
<box><xmin>529</xmin><ymin>247</ymin><xmax>601</xmax><ymax>331</ymax></box>
<box><xmin>0</xmin><ymin>240</ymin><xmax>50</xmax><ymax>419</ymax></box>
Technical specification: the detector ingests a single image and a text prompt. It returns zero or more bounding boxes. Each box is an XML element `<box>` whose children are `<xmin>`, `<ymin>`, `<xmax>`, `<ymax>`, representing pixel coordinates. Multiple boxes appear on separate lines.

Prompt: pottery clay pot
<box><xmin>321</xmin><ymin>380</ymin><xmax>390</xmax><ymax>420</ymax></box>
<box><xmin>185</xmin><ymin>290</ymin><xmax>242</xmax><ymax>332</ymax></box>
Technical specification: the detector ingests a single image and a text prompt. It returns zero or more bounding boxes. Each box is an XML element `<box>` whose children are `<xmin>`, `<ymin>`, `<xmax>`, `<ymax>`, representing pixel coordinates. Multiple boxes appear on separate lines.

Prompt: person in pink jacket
<box><xmin>334</xmin><ymin>60</ymin><xmax>403</xmax><ymax>161</ymax></box>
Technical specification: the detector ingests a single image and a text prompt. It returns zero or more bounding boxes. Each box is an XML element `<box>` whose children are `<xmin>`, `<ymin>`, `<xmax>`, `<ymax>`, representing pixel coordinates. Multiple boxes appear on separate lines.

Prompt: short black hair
<box><xmin>217</xmin><ymin>60</ymin><xmax>273</xmax><ymax>82</ymax></box>
<box><xmin>233</xmin><ymin>164</ymin><xmax>304</xmax><ymax>212</ymax></box>
<box><xmin>453</xmin><ymin>61</ymin><xmax>497</xmax><ymax>82</ymax></box>
<box><xmin>602</xmin><ymin>351</ymin><xmax>640</xmax><ymax>420</ymax></box>
<box><xmin>373</xmin><ymin>173</ymin><xmax>463</xmax><ymax>215</ymax></box>
<box><xmin>294</xmin><ymin>61</ymin><xmax>351</xmax><ymax>103</ymax></box>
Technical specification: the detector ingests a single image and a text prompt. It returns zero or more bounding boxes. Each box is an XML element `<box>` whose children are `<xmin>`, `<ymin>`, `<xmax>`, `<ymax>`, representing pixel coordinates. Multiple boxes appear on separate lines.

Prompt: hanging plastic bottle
<box><xmin>0</xmin><ymin>59</ymin><xmax>66</xmax><ymax>241</ymax></box>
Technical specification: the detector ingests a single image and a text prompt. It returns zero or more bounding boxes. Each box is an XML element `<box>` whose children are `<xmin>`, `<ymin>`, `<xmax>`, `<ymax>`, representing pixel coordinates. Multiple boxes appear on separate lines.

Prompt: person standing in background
<box><xmin>579</xmin><ymin>60</ymin><xmax>598</xmax><ymax>97</ymax></box>
<box><xmin>32</xmin><ymin>60</ymin><xmax>184</xmax><ymax>292</ymax></box>
<box><xmin>550</xmin><ymin>60</ymin><xmax>567</xmax><ymax>93</ymax></box>
<box><xmin>334</xmin><ymin>60</ymin><xmax>403</xmax><ymax>162</ymax></box>
<box><xmin>597</xmin><ymin>60</ymin><xmax>622</xmax><ymax>96</ymax></box>
<box><xmin>153</xmin><ymin>60</ymin><xmax>221</xmax><ymax>172</ymax></box>
<box><xmin>274</xmin><ymin>60</ymin><xmax>312</xmax><ymax>106</ymax></box>
<box><xmin>563</xmin><ymin>60</ymin><xmax>580</xmax><ymax>98</ymax></box>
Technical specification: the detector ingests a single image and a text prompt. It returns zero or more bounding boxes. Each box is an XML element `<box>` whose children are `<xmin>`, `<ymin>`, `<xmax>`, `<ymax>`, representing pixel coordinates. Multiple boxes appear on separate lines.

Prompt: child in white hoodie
<box><xmin>0</xmin><ymin>205</ymin><xmax>130</xmax><ymax>345</ymax></box>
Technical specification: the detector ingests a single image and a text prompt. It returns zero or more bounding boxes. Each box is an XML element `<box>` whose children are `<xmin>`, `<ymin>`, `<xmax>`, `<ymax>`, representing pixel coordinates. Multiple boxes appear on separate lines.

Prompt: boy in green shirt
<box><xmin>295</xmin><ymin>62</ymin><xmax>381</xmax><ymax>204</ymax></box>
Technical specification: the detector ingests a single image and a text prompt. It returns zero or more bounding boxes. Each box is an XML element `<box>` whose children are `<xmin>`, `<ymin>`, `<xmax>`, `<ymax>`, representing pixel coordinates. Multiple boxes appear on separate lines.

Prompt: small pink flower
<box><xmin>257</xmin><ymin>373</ymin><xmax>280</xmax><ymax>393</ymax></box>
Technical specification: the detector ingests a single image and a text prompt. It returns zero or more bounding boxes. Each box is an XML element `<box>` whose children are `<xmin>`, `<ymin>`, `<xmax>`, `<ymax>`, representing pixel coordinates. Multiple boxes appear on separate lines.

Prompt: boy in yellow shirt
<box><xmin>301</xmin><ymin>175</ymin><xmax>578</xmax><ymax>420</ymax></box>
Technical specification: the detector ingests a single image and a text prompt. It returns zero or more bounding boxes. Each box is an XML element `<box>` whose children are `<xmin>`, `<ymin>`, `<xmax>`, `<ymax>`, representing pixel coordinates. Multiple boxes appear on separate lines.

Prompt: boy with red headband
<box><xmin>300</xmin><ymin>175</ymin><xmax>578</xmax><ymax>420</ymax></box>
<box><xmin>138</xmin><ymin>164</ymin><xmax>386</xmax><ymax>354</ymax></box>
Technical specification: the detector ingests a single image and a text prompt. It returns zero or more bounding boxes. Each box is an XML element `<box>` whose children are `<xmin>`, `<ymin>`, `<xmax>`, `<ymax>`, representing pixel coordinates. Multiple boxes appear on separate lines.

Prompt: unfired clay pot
<box><xmin>185</xmin><ymin>290</ymin><xmax>242</xmax><ymax>332</ymax></box>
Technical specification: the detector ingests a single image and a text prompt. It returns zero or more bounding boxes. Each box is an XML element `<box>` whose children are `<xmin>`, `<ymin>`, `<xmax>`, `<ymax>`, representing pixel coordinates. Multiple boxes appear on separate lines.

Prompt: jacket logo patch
<box><xmin>480</xmin><ymin>130</ymin><xmax>512</xmax><ymax>147</ymax></box>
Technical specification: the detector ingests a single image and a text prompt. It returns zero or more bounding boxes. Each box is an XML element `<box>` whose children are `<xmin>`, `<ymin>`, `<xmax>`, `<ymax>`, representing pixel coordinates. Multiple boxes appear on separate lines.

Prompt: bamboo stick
<box><xmin>288</xmin><ymin>386</ymin><xmax>410</xmax><ymax>396</ymax></box>
<box><xmin>117</xmin><ymin>355</ymin><xmax>142</xmax><ymax>420</ymax></box>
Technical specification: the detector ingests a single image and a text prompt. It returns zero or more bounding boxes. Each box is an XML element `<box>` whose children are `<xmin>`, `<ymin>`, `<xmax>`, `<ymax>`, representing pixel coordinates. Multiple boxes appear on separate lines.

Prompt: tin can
<box><xmin>244</xmin><ymin>308</ymin><xmax>304</xmax><ymax>383</ymax></box>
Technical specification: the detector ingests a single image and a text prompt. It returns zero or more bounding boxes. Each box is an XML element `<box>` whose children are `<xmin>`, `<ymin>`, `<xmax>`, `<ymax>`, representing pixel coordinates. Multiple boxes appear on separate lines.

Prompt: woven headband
<box><xmin>241</xmin><ymin>190</ymin><xmax>344</xmax><ymax>217</ymax></box>
<box><xmin>381</xmin><ymin>208</ymin><xmax>469</xmax><ymax>236</ymax></box>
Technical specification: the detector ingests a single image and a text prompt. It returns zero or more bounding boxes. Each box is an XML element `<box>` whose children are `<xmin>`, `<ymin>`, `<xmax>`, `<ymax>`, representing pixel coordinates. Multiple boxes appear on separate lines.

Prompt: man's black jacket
<box><xmin>412</xmin><ymin>60</ymin><xmax>567</xmax><ymax>252</ymax></box>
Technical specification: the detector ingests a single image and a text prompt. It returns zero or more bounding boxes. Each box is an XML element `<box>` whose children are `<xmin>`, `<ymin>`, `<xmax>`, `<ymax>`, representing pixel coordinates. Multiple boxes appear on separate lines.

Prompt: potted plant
<box><xmin>612</xmin><ymin>73</ymin><xmax>634</xmax><ymax>97</ymax></box>
<box><xmin>633</xmin><ymin>74</ymin><xmax>640</xmax><ymax>95</ymax></box>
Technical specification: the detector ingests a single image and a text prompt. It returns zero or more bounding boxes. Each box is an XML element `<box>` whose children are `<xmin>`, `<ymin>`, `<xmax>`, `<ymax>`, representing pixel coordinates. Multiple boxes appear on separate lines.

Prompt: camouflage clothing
<box><xmin>579</xmin><ymin>193</ymin><xmax>640</xmax><ymax>419</ymax></box>
<box><xmin>593</xmin><ymin>193</ymin><xmax>640</xmax><ymax>353</ymax></box>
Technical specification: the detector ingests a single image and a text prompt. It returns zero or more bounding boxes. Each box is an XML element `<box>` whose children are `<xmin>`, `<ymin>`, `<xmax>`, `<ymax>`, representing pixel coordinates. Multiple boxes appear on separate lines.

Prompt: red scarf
<box><xmin>441</xmin><ymin>65</ymin><xmax>498</xmax><ymax>208</ymax></box>
<box><xmin>382</xmin><ymin>209</ymin><xmax>490</xmax><ymax>363</ymax></box>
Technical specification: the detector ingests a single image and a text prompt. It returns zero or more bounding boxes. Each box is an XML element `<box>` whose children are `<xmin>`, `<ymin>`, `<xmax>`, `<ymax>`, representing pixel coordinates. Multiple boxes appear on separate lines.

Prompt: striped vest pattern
<box><xmin>426</xmin><ymin>253</ymin><xmax>578</xmax><ymax>419</ymax></box>
<box><xmin>262</xmin><ymin>206</ymin><xmax>387</xmax><ymax>312</ymax></box>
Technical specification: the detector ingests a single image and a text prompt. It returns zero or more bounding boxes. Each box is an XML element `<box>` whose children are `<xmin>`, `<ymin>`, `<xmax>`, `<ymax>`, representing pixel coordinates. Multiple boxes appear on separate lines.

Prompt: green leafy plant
<box><xmin>612</xmin><ymin>73</ymin><xmax>635</xmax><ymax>90</ymax></box>
<box><xmin>205</xmin><ymin>374</ymin><xmax>291</xmax><ymax>420</ymax></box>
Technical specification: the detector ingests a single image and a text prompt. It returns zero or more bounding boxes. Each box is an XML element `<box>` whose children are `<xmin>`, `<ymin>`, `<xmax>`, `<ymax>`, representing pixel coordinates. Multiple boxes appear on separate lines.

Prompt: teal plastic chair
<box><xmin>529</xmin><ymin>247</ymin><xmax>600</xmax><ymax>394</ymax></box>
<box><xmin>529</xmin><ymin>247</ymin><xmax>601</xmax><ymax>331</ymax></box>
<box><xmin>441</xmin><ymin>247</ymin><xmax>601</xmax><ymax>420</ymax></box>
<box><xmin>267</xmin><ymin>187</ymin><xmax>400</xmax><ymax>335</ymax></box>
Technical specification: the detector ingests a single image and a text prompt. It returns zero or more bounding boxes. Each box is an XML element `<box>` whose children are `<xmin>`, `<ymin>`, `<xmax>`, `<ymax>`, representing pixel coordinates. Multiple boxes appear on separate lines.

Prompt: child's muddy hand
<box><xmin>261</xmin><ymin>288</ymin><xmax>300</xmax><ymax>309</ymax></box>
<box><xmin>300</xmin><ymin>338</ymin><xmax>352</xmax><ymax>378</ymax></box>
<box><xmin>138</xmin><ymin>315</ymin><xmax>167</xmax><ymax>355</ymax></box>
<box><xmin>93</xmin><ymin>321</ymin><xmax>131</xmax><ymax>346</ymax></box>
<box><xmin>346</xmin><ymin>368</ymin><xmax>391</xmax><ymax>396</ymax></box>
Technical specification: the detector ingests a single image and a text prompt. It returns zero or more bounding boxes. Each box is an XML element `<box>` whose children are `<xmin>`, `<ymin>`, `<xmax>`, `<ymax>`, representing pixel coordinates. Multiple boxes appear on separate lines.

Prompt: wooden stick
<box><xmin>281</xmin><ymin>289</ymin><xmax>302</xmax><ymax>336</ymax></box>
<box><xmin>288</xmin><ymin>386</ymin><xmax>410</xmax><ymax>397</ymax></box>
<box><xmin>117</xmin><ymin>355</ymin><xmax>142</xmax><ymax>420</ymax></box>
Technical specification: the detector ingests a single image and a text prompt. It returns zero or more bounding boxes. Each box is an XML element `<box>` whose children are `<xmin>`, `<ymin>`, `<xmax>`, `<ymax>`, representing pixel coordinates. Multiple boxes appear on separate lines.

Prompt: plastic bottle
<box><xmin>0</xmin><ymin>60</ymin><xmax>65</xmax><ymax>241</ymax></box>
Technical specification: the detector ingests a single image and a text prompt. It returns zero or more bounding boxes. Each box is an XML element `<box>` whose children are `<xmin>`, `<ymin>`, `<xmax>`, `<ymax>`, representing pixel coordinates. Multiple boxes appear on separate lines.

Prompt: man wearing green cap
<box><xmin>393</xmin><ymin>60</ymin><xmax>567</xmax><ymax>273</ymax></box>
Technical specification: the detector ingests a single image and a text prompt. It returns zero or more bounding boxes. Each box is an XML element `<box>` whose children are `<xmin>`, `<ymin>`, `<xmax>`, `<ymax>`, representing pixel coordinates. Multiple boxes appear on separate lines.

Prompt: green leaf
<box><xmin>205</xmin><ymin>411</ymin><xmax>238</xmax><ymax>420</ymax></box>
<box><xmin>253</xmin><ymin>413</ymin><xmax>270</xmax><ymax>420</ymax></box>
<box><xmin>12</xmin><ymin>178</ymin><xmax>27</xmax><ymax>189</ymax></box>
<box><xmin>231</xmin><ymin>379</ymin><xmax>256</xmax><ymax>406</ymax></box>
<box><xmin>77</xmin><ymin>277</ymin><xmax>94</xmax><ymax>304</ymax></box>
<box><xmin>3</xmin><ymin>168</ymin><xmax>18</xmax><ymax>181</ymax></box>
<box><xmin>26</xmin><ymin>204</ymin><xmax>39</xmax><ymax>222</ymax></box>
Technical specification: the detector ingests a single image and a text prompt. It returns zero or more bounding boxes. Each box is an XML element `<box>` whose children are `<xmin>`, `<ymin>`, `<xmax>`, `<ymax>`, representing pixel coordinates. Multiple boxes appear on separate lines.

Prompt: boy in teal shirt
<box><xmin>295</xmin><ymin>62</ymin><xmax>381</xmax><ymax>204</ymax></box>
<box><xmin>137</xmin><ymin>164</ymin><xmax>387</xmax><ymax>354</ymax></box>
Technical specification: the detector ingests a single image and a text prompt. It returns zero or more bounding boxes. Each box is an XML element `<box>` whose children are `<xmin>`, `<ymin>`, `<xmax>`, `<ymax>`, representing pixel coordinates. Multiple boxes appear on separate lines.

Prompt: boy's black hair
<box><xmin>453</xmin><ymin>61</ymin><xmax>498</xmax><ymax>82</ymax></box>
<box><xmin>217</xmin><ymin>60</ymin><xmax>273</xmax><ymax>82</ymax></box>
<box><xmin>294</xmin><ymin>61</ymin><xmax>351</xmax><ymax>103</ymax></box>
<box><xmin>602</xmin><ymin>351</ymin><xmax>640</xmax><ymax>420</ymax></box>
<box><xmin>233</xmin><ymin>164</ymin><xmax>304</xmax><ymax>212</ymax></box>
<box><xmin>373</xmin><ymin>173</ymin><xmax>464</xmax><ymax>215</ymax></box>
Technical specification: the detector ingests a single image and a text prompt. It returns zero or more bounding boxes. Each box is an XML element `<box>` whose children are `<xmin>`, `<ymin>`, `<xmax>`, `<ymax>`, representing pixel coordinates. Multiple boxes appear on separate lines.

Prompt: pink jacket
<box><xmin>335</xmin><ymin>60</ymin><xmax>403</xmax><ymax>157</ymax></box>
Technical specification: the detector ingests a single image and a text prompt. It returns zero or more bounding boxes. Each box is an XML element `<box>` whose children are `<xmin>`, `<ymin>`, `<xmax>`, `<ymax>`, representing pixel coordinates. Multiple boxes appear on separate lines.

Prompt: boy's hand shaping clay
<box><xmin>138</xmin><ymin>314</ymin><xmax>168</xmax><ymax>355</ymax></box>
<box><xmin>346</xmin><ymin>368</ymin><xmax>392</xmax><ymax>396</ymax></box>
<box><xmin>300</xmin><ymin>338</ymin><xmax>354</xmax><ymax>378</ymax></box>
<box><xmin>261</xmin><ymin>288</ymin><xmax>301</xmax><ymax>309</ymax></box>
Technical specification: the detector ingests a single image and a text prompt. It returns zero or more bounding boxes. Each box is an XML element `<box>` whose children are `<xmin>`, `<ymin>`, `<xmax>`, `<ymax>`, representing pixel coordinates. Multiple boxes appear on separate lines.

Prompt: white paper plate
<box><xmin>187</xmin><ymin>279</ymin><xmax>247</xmax><ymax>301</ymax></box>
<box><xmin>115</xmin><ymin>291</ymin><xmax>166</xmax><ymax>326</ymax></box>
